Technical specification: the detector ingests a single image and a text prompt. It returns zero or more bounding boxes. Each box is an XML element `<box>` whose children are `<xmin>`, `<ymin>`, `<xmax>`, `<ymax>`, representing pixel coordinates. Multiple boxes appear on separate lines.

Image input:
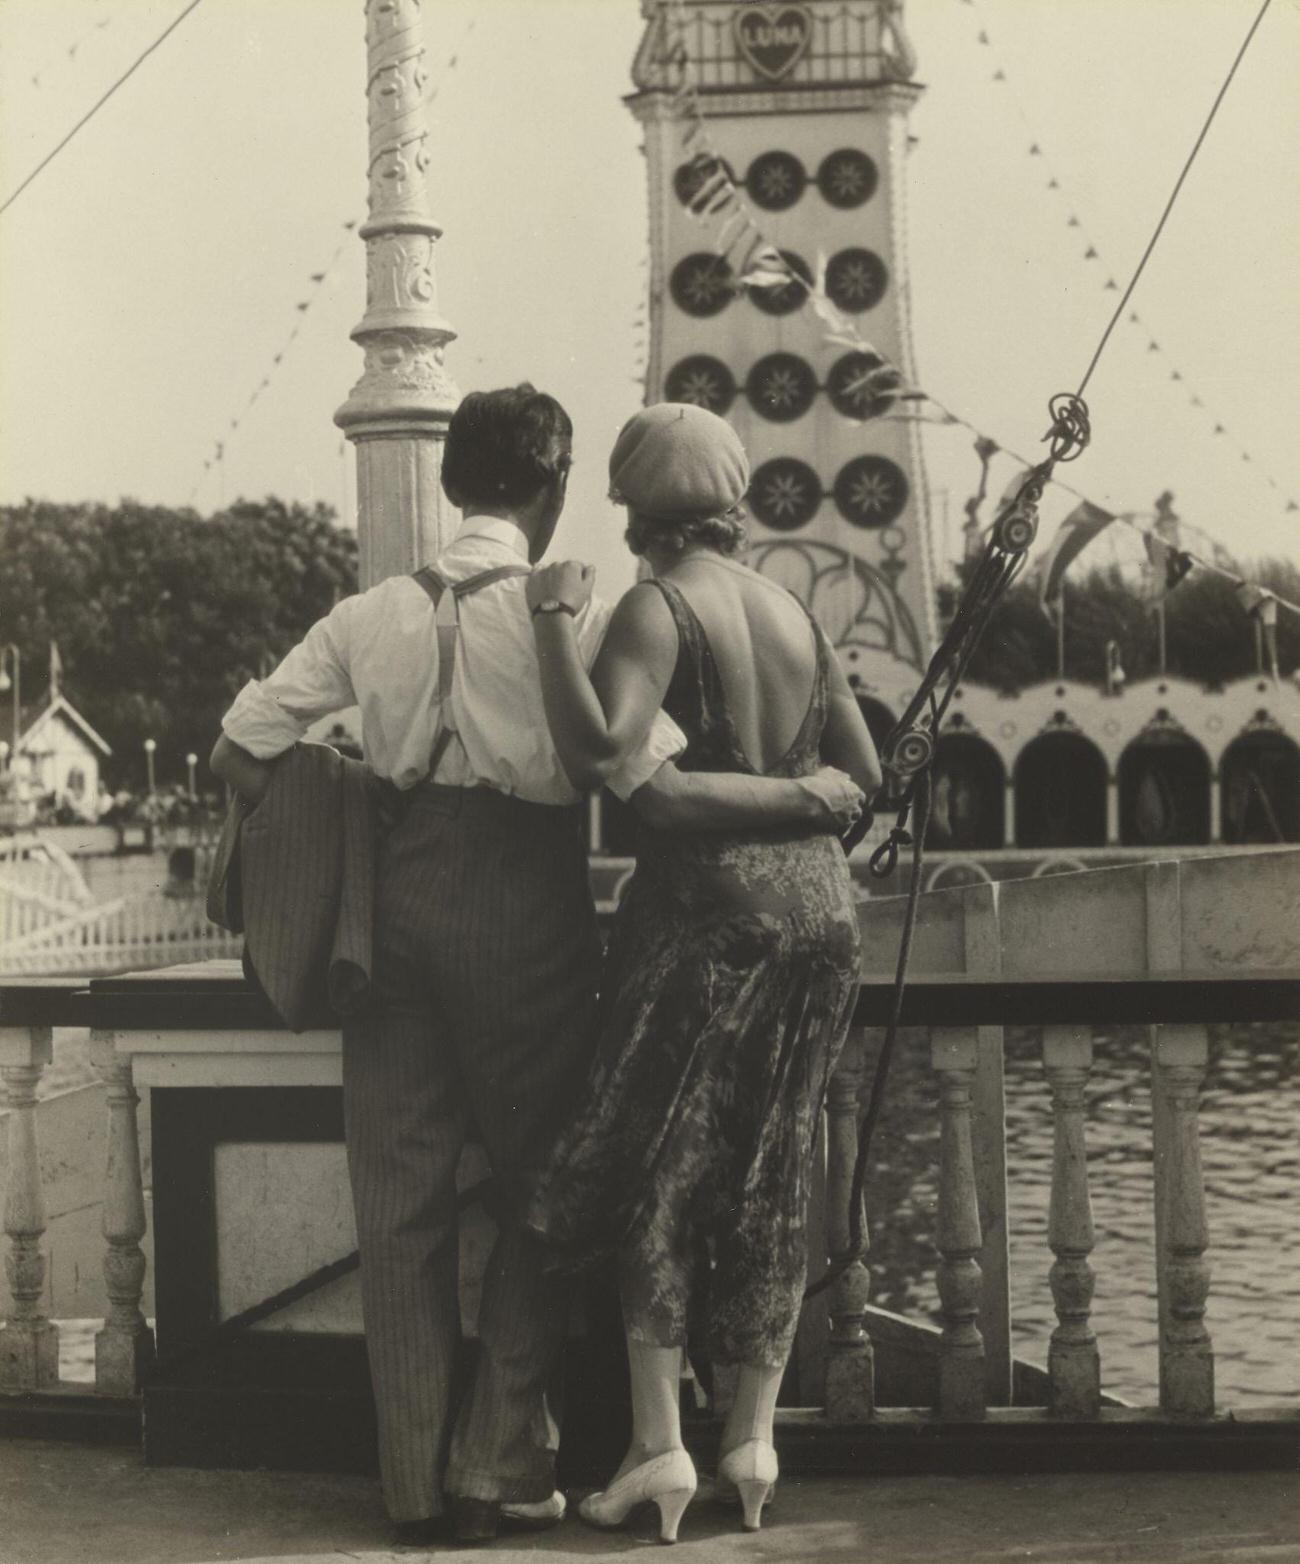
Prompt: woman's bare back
<box><xmin>663</xmin><ymin>556</ymin><xmax>820</xmax><ymax>774</ymax></box>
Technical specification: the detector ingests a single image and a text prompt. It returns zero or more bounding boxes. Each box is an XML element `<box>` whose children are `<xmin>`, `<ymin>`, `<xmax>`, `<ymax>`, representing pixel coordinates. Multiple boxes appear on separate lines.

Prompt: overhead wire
<box><xmin>0</xmin><ymin>0</ymin><xmax>205</xmax><ymax>221</ymax></box>
<box><xmin>958</xmin><ymin>0</ymin><xmax>1293</xmax><ymax>515</ymax></box>
<box><xmin>1073</xmin><ymin>0</ymin><xmax>1274</xmax><ymax>401</ymax></box>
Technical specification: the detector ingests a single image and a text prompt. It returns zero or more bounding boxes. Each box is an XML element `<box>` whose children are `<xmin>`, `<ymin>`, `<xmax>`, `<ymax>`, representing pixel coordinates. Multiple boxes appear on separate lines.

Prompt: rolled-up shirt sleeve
<box><xmin>221</xmin><ymin>602</ymin><xmax>357</xmax><ymax>760</ymax></box>
<box><xmin>605</xmin><ymin>709</ymin><xmax>686</xmax><ymax>801</ymax></box>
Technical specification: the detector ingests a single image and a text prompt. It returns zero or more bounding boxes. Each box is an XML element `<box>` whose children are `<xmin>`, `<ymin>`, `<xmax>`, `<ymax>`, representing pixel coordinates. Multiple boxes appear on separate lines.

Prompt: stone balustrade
<box><xmin>814</xmin><ymin>844</ymin><xmax>1299</xmax><ymax>1443</ymax></box>
<box><xmin>0</xmin><ymin>847</ymin><xmax>1297</xmax><ymax>1475</ymax></box>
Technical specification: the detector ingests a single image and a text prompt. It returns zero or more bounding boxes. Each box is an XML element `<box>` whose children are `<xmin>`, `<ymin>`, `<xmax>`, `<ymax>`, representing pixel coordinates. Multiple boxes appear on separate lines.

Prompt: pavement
<box><xmin>1</xmin><ymin>1440</ymin><xmax>1298</xmax><ymax>1564</ymax></box>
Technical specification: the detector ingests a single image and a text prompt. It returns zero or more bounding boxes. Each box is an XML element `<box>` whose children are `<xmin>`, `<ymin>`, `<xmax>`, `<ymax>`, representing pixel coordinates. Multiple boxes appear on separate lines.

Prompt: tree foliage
<box><xmin>0</xmin><ymin>499</ymin><xmax>357</xmax><ymax>788</ymax></box>
<box><xmin>955</xmin><ymin>557</ymin><xmax>1300</xmax><ymax>692</ymax></box>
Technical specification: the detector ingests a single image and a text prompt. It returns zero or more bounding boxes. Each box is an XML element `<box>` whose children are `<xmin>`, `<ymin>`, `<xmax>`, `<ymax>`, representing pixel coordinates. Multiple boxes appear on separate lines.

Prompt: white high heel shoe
<box><xmin>578</xmin><ymin>1447</ymin><xmax>698</xmax><ymax>1544</ymax></box>
<box><xmin>716</xmin><ymin>1438</ymin><xmax>779</xmax><ymax>1531</ymax></box>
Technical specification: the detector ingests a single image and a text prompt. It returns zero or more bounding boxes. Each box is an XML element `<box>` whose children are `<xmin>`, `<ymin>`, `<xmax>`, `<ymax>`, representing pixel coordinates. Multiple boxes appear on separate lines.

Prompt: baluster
<box><xmin>1151</xmin><ymin>1023</ymin><xmax>1213</xmax><ymax>1417</ymax></box>
<box><xmin>930</xmin><ymin>1026</ymin><xmax>986</xmax><ymax>1419</ymax></box>
<box><xmin>824</xmin><ymin>1028</ymin><xmax>873</xmax><ymax>1422</ymax></box>
<box><xmin>0</xmin><ymin>1025</ymin><xmax>59</xmax><ymax>1389</ymax></box>
<box><xmin>1042</xmin><ymin>1024</ymin><xmax>1100</xmax><ymax>1417</ymax></box>
<box><xmin>90</xmin><ymin>1030</ymin><xmax>155</xmax><ymax>1394</ymax></box>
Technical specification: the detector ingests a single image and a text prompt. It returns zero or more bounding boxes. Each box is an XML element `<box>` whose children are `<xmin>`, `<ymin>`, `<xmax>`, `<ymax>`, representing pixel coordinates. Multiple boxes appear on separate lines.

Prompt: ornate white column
<box><xmin>336</xmin><ymin>0</ymin><xmax>460</xmax><ymax>587</ymax></box>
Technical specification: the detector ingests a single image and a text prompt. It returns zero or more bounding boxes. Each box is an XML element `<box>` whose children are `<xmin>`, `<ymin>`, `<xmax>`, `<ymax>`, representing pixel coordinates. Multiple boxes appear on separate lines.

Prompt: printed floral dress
<box><xmin>525</xmin><ymin>576</ymin><xmax>860</xmax><ymax>1367</ymax></box>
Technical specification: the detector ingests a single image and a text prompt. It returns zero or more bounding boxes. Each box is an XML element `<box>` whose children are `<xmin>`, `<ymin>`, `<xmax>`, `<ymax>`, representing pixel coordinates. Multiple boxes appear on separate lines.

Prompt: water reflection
<box><xmin>861</xmin><ymin>1022</ymin><xmax>1300</xmax><ymax>1406</ymax></box>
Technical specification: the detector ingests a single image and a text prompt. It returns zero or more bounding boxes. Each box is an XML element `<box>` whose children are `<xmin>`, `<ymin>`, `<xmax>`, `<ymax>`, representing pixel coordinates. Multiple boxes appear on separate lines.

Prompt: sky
<box><xmin>1</xmin><ymin>0</ymin><xmax>1297</xmax><ymax>603</ymax></box>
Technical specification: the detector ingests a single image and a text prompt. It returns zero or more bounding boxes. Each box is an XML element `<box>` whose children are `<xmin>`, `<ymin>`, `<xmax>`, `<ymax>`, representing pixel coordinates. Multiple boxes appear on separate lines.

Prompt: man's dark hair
<box><xmin>441</xmin><ymin>384</ymin><xmax>573</xmax><ymax>509</ymax></box>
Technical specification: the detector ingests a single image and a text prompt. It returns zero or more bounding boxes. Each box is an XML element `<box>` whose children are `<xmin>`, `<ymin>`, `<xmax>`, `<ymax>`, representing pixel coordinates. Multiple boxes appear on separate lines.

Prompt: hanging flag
<box><xmin>1036</xmin><ymin>500</ymin><xmax>1116</xmax><ymax>614</ymax></box>
<box><xmin>1138</xmin><ymin>494</ymin><xmax>1188</xmax><ymax>603</ymax></box>
<box><xmin>1236</xmin><ymin>584</ymin><xmax>1280</xmax><ymax>684</ymax></box>
<box><xmin>1140</xmin><ymin>532</ymin><xmax>1193</xmax><ymax>603</ymax></box>
<box><xmin>1104</xmin><ymin>639</ymin><xmax>1126</xmax><ymax>696</ymax></box>
<box><xmin>1139</xmin><ymin>494</ymin><xmax>1193</xmax><ymax>603</ymax></box>
<box><xmin>49</xmin><ymin>641</ymin><xmax>62</xmax><ymax>700</ymax></box>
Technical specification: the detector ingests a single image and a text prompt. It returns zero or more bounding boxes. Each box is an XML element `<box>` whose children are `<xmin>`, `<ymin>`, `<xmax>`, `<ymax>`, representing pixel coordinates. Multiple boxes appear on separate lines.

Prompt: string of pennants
<box><xmin>186</xmin><ymin>222</ymin><xmax>355</xmax><ymax>504</ymax></box>
<box><xmin>186</xmin><ymin>17</ymin><xmax>478</xmax><ymax>506</ymax></box>
<box><xmin>19</xmin><ymin>3</ymin><xmax>115</xmax><ymax>93</ymax></box>
<box><xmin>656</xmin><ymin>0</ymin><xmax>1297</xmax><ymax>641</ymax></box>
<box><xmin>947</xmin><ymin>417</ymin><xmax>1300</xmax><ymax>643</ymax></box>
<box><xmin>660</xmin><ymin>0</ymin><xmax>901</xmax><ymax>406</ymax></box>
<box><xmin>956</xmin><ymin>0</ymin><xmax>1298</xmax><ymax>522</ymax></box>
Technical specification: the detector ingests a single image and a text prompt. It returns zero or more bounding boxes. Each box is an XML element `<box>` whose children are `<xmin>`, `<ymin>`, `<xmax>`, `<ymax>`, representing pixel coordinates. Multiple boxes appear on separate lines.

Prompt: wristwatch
<box><xmin>530</xmin><ymin>599</ymin><xmax>578</xmax><ymax>618</ymax></box>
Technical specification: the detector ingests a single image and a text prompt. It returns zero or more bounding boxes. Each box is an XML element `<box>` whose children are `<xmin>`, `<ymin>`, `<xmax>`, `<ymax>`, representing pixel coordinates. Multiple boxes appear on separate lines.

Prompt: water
<box><xmin>861</xmin><ymin>1021</ymin><xmax>1300</xmax><ymax>1407</ymax></box>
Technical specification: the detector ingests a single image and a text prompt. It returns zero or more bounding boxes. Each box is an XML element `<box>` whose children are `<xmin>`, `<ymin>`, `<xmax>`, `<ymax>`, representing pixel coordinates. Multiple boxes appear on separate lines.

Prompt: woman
<box><xmin>523</xmin><ymin>404</ymin><xmax>882</xmax><ymax>1540</ymax></box>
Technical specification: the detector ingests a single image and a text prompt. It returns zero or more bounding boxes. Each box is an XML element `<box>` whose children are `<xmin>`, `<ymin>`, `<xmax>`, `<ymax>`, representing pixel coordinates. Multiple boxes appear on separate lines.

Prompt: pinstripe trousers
<box><xmin>341</xmin><ymin>783</ymin><xmax>600</xmax><ymax>1520</ymax></box>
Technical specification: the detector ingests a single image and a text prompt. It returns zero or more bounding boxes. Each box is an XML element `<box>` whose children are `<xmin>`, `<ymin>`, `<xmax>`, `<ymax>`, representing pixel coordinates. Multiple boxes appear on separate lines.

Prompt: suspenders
<box><xmin>410</xmin><ymin>563</ymin><xmax>531</xmax><ymax>778</ymax></box>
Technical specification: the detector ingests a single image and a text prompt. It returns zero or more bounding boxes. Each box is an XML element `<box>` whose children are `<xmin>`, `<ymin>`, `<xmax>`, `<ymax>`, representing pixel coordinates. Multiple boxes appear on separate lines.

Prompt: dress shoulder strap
<box><xmin>646</xmin><ymin>576</ymin><xmax>703</xmax><ymax>653</ymax></box>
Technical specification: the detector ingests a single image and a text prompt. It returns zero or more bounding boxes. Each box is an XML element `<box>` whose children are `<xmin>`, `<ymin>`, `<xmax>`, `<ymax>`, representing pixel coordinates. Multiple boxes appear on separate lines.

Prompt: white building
<box><xmin>14</xmin><ymin>695</ymin><xmax>112</xmax><ymax>821</ymax></box>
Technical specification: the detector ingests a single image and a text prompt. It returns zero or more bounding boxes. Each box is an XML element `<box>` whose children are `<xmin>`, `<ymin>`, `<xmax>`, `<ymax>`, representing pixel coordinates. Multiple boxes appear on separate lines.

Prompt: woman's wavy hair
<box><xmin>622</xmin><ymin>504</ymin><xmax>749</xmax><ymax>559</ymax></box>
<box><xmin>441</xmin><ymin>384</ymin><xmax>572</xmax><ymax>509</ymax></box>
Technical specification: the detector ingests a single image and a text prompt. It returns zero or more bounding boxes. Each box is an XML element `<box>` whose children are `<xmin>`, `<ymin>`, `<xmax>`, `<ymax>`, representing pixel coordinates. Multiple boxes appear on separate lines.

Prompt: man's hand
<box><xmin>800</xmin><ymin>766</ymin><xmax>866</xmax><ymax>834</ymax></box>
<box><xmin>526</xmin><ymin>560</ymin><xmax>595</xmax><ymax>616</ymax></box>
<box><xmin>210</xmin><ymin>734</ymin><xmax>276</xmax><ymax>808</ymax></box>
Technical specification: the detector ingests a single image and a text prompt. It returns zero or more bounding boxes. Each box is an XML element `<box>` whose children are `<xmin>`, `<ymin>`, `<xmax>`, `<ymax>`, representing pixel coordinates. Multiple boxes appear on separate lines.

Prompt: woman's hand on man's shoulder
<box><xmin>526</xmin><ymin>559</ymin><xmax>595</xmax><ymax>615</ymax></box>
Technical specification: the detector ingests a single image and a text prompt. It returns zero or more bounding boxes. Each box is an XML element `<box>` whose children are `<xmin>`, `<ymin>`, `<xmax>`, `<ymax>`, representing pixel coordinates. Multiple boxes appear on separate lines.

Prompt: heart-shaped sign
<box><xmin>734</xmin><ymin>5</ymin><xmax>813</xmax><ymax>83</ymax></box>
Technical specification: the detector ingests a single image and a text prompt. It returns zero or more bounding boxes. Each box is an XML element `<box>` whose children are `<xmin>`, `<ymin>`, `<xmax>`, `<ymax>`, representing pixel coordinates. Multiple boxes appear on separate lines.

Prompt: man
<box><xmin>211</xmin><ymin>384</ymin><xmax>861</xmax><ymax>1544</ymax></box>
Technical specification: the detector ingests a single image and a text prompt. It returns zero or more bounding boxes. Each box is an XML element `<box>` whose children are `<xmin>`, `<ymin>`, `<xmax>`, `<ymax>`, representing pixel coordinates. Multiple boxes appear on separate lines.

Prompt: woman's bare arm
<box><xmin>633</xmin><ymin>761</ymin><xmax>863</xmax><ymax>834</ymax></box>
<box><xmin>530</xmin><ymin>572</ymin><xmax>679</xmax><ymax>790</ymax></box>
<box><xmin>818</xmin><ymin>642</ymin><xmax>884</xmax><ymax>798</ymax></box>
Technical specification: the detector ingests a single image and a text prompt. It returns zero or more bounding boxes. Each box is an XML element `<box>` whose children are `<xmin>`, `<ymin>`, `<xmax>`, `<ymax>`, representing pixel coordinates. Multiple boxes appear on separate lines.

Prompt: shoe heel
<box><xmin>653</xmin><ymin>1487</ymin><xmax>694</xmax><ymax>1544</ymax></box>
<box><xmin>736</xmin><ymin>1477</ymin><xmax>772</xmax><ymax>1532</ymax></box>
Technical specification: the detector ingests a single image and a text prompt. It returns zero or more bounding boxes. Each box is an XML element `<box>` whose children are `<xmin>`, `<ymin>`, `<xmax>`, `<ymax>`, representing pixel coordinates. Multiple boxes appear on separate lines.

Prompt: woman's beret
<box><xmin>608</xmin><ymin>402</ymin><xmax>750</xmax><ymax>520</ymax></box>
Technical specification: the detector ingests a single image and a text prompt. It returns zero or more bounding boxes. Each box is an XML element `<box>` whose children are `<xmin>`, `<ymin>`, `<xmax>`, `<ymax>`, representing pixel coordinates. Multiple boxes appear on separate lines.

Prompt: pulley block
<box><xmin>884</xmin><ymin>723</ymin><xmax>934</xmax><ymax>780</ymax></box>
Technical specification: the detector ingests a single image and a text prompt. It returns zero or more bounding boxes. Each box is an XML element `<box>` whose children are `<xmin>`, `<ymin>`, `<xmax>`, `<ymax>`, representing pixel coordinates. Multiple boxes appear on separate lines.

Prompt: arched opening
<box><xmin>1119</xmin><ymin>729</ymin><xmax>1211</xmax><ymax>846</ymax></box>
<box><xmin>1014</xmin><ymin>731</ymin><xmax>1107</xmax><ymax>848</ymax></box>
<box><xmin>1221</xmin><ymin>730</ymin><xmax>1300</xmax><ymax>843</ymax></box>
<box><xmin>928</xmin><ymin>732</ymin><xmax>1005</xmax><ymax>850</ymax></box>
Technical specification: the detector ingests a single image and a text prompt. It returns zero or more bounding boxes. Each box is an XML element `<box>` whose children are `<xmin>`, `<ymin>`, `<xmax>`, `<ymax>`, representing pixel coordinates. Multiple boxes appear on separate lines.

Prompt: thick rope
<box><xmin>805</xmin><ymin>770</ymin><xmax>931</xmax><ymax>1301</ymax></box>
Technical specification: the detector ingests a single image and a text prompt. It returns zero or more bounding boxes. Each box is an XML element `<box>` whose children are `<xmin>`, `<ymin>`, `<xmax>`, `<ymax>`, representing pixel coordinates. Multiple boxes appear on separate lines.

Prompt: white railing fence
<box><xmin>1</xmin><ymin>847</ymin><xmax>1297</xmax><ymax>1440</ymax></box>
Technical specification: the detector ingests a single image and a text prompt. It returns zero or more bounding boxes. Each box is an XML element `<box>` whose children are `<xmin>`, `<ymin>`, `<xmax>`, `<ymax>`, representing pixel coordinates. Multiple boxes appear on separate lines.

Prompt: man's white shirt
<box><xmin>221</xmin><ymin>515</ymin><xmax>683</xmax><ymax>804</ymax></box>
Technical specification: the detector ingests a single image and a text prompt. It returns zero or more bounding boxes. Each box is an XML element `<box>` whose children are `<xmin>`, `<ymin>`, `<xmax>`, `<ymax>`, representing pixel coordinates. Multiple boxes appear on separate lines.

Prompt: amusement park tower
<box><xmin>627</xmin><ymin>0</ymin><xmax>937</xmax><ymax>720</ymax></box>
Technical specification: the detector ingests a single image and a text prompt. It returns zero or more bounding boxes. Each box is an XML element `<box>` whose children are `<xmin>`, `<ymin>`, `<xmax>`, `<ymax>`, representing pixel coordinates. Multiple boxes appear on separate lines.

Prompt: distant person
<box><xmin>524</xmin><ymin>403</ymin><xmax>881</xmax><ymax>1540</ymax></box>
<box><xmin>210</xmin><ymin>386</ymin><xmax>862</xmax><ymax>1547</ymax></box>
<box><xmin>162</xmin><ymin>845</ymin><xmax>196</xmax><ymax>898</ymax></box>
